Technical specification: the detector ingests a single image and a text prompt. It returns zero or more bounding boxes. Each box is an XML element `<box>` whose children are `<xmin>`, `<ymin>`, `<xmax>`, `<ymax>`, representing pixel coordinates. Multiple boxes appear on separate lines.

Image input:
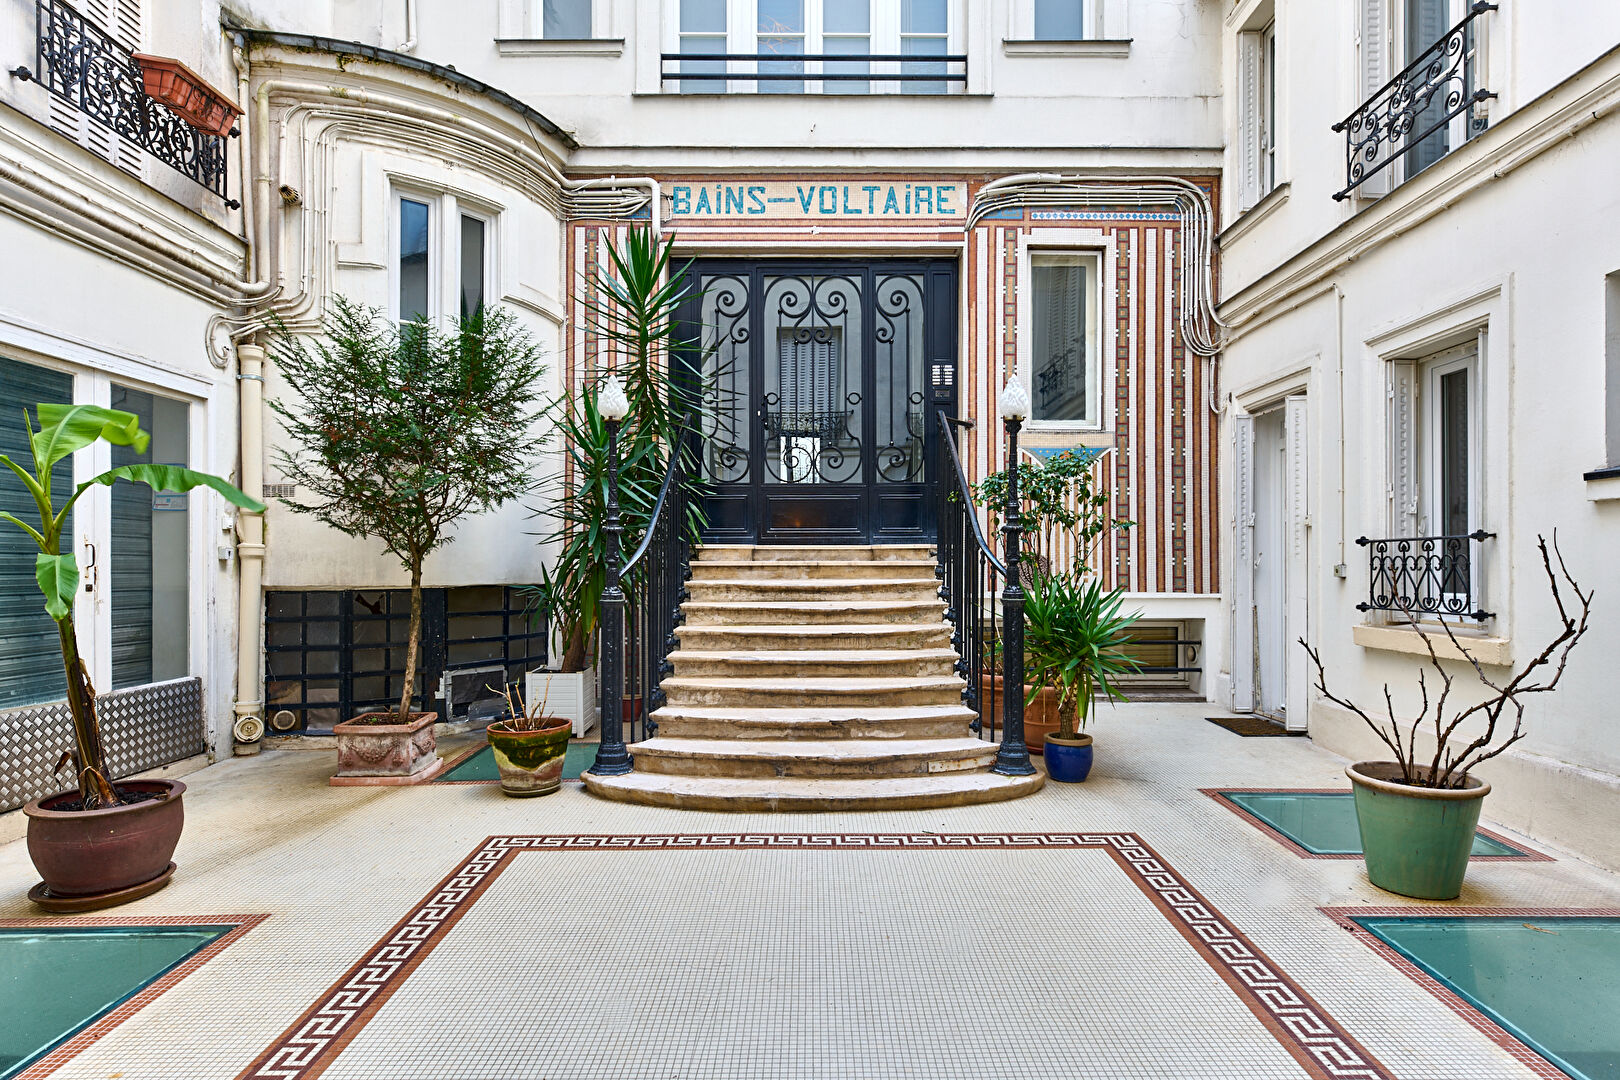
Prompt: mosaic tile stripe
<box><xmin>238</xmin><ymin>833</ymin><xmax>1391</xmax><ymax>1080</ymax></box>
<box><xmin>2</xmin><ymin>913</ymin><xmax>268</xmax><ymax>1080</ymax></box>
<box><xmin>1324</xmin><ymin>906</ymin><xmax>1620</xmax><ymax>1080</ymax></box>
<box><xmin>1202</xmin><ymin>788</ymin><xmax>1553</xmax><ymax>861</ymax></box>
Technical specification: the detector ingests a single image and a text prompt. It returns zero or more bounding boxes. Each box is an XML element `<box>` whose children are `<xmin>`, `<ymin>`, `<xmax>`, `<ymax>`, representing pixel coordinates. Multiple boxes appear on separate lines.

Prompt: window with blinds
<box><xmin>0</xmin><ymin>357</ymin><xmax>74</xmax><ymax>709</ymax></box>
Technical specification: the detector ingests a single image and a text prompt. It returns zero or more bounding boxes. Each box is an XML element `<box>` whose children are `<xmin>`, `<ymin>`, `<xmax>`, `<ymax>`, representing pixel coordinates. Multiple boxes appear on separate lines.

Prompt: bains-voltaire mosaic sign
<box><xmin>669</xmin><ymin>180</ymin><xmax>966</xmax><ymax>221</ymax></box>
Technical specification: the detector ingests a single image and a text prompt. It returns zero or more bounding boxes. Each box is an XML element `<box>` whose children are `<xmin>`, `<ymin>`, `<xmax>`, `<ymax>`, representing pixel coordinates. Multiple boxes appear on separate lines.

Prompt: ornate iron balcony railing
<box><xmin>660</xmin><ymin>52</ymin><xmax>966</xmax><ymax>92</ymax></box>
<box><xmin>1332</xmin><ymin>1</ymin><xmax>1496</xmax><ymax>201</ymax></box>
<box><xmin>1355</xmin><ymin>531</ymin><xmax>1494</xmax><ymax>622</ymax></box>
<box><xmin>15</xmin><ymin>0</ymin><xmax>234</xmax><ymax>202</ymax></box>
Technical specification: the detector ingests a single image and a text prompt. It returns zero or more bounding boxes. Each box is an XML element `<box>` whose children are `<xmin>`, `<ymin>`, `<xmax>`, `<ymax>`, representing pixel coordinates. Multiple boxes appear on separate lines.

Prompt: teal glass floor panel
<box><xmin>1220</xmin><ymin>791</ymin><xmax>1528</xmax><ymax>857</ymax></box>
<box><xmin>437</xmin><ymin>741</ymin><xmax>596</xmax><ymax>783</ymax></box>
<box><xmin>1</xmin><ymin>925</ymin><xmax>229</xmax><ymax>1078</ymax></box>
<box><xmin>1355</xmin><ymin>915</ymin><xmax>1620</xmax><ymax>1080</ymax></box>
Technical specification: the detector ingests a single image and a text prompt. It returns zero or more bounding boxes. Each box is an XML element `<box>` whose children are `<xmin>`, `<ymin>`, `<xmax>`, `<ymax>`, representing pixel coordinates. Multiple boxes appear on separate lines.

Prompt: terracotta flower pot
<box><xmin>1348</xmin><ymin>761</ymin><xmax>1490</xmax><ymax>900</ymax></box>
<box><xmin>486</xmin><ymin>719</ymin><xmax>572</xmax><ymax>797</ymax></box>
<box><xmin>333</xmin><ymin>712</ymin><xmax>439</xmax><ymax>780</ymax></box>
<box><xmin>24</xmin><ymin>780</ymin><xmax>185</xmax><ymax>905</ymax></box>
<box><xmin>977</xmin><ymin>674</ymin><xmax>1075</xmax><ymax>753</ymax></box>
<box><xmin>131</xmin><ymin>54</ymin><xmax>242</xmax><ymax>136</ymax></box>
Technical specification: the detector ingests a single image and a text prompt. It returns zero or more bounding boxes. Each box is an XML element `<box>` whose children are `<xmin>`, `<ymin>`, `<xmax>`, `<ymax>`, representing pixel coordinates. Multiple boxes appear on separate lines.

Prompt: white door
<box><xmin>1251</xmin><ymin>408</ymin><xmax>1288</xmax><ymax>720</ymax></box>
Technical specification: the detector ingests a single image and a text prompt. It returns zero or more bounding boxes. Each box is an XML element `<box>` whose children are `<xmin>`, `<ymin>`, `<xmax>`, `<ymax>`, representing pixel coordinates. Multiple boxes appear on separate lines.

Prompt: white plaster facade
<box><xmin>1216</xmin><ymin>0</ymin><xmax>1620</xmax><ymax>866</ymax></box>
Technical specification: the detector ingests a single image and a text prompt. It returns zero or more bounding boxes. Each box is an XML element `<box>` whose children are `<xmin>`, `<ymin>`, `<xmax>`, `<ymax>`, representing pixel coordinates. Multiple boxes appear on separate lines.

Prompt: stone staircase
<box><xmin>581</xmin><ymin>544</ymin><xmax>1045</xmax><ymax>811</ymax></box>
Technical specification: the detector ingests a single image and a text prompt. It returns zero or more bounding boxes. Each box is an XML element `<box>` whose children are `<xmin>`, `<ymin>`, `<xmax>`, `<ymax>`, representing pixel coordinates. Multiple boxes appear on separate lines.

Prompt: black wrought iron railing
<box><xmin>934</xmin><ymin>410</ymin><xmax>1034</xmax><ymax>776</ymax></box>
<box><xmin>1355</xmin><ymin>531</ymin><xmax>1494</xmax><ymax>622</ymax></box>
<box><xmin>1332</xmin><ymin>1</ymin><xmax>1495</xmax><ymax>201</ymax></box>
<box><xmin>15</xmin><ymin>0</ymin><xmax>233</xmax><ymax>200</ymax></box>
<box><xmin>592</xmin><ymin>417</ymin><xmax>697</xmax><ymax>774</ymax></box>
<box><xmin>661</xmin><ymin>52</ymin><xmax>966</xmax><ymax>92</ymax></box>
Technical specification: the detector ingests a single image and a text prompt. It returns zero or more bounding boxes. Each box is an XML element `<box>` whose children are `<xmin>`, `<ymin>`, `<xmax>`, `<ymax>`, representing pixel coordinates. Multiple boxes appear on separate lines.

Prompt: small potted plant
<box><xmin>974</xmin><ymin>448</ymin><xmax>1132</xmax><ymax>749</ymax></box>
<box><xmin>4</xmin><ymin>403</ymin><xmax>262</xmax><ymax>908</ymax></box>
<box><xmin>1022</xmin><ymin>571</ymin><xmax>1142</xmax><ymax>783</ymax></box>
<box><xmin>1303</xmin><ymin>534</ymin><xmax>1590</xmax><ymax>900</ymax></box>
<box><xmin>269</xmin><ymin>300</ymin><xmax>548</xmax><ymax>783</ymax></box>
<box><xmin>486</xmin><ymin>683</ymin><xmax>572</xmax><ymax>797</ymax></box>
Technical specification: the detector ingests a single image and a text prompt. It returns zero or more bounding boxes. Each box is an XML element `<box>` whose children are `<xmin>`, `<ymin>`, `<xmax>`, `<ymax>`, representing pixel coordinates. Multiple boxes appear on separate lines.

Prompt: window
<box><xmin>1236</xmin><ymin>7</ymin><xmax>1278</xmax><ymax>210</ymax></box>
<box><xmin>1033</xmin><ymin>0</ymin><xmax>1083</xmax><ymax>40</ymax></box>
<box><xmin>541</xmin><ymin>0</ymin><xmax>592</xmax><ymax>38</ymax></box>
<box><xmin>677</xmin><ymin>0</ymin><xmax>956</xmax><ymax>94</ymax></box>
<box><xmin>1423</xmin><ymin>348</ymin><xmax>1477</xmax><ymax>540</ymax></box>
<box><xmin>1606</xmin><ymin>271</ymin><xmax>1620</xmax><ymax>468</ymax></box>
<box><xmin>393</xmin><ymin>190</ymin><xmax>494</xmax><ymax>324</ymax></box>
<box><xmin>1029</xmin><ymin>252</ymin><xmax>1101</xmax><ymax>425</ymax></box>
<box><xmin>108</xmin><ymin>385</ymin><xmax>190</xmax><ymax>689</ymax></box>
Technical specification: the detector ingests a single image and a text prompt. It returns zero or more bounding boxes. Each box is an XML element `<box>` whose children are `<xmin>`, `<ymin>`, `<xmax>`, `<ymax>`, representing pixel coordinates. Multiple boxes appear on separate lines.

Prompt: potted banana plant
<box><xmin>3</xmin><ymin>404</ymin><xmax>263</xmax><ymax>910</ymax></box>
<box><xmin>1022</xmin><ymin>571</ymin><xmax>1142</xmax><ymax>783</ymax></box>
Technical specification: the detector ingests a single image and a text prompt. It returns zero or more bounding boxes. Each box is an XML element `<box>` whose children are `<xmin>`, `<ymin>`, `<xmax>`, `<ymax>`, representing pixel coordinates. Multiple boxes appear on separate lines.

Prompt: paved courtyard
<box><xmin>4</xmin><ymin>702</ymin><xmax>1617</xmax><ymax>1080</ymax></box>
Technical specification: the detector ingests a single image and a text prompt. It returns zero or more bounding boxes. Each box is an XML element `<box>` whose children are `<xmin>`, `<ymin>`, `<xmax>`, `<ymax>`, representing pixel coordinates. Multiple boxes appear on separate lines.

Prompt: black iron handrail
<box><xmin>934</xmin><ymin>409</ymin><xmax>1032</xmax><ymax>775</ymax></box>
<box><xmin>1355</xmin><ymin>530</ymin><xmax>1494</xmax><ymax>622</ymax></box>
<box><xmin>1332</xmin><ymin>1</ymin><xmax>1495</xmax><ymax>200</ymax></box>
<box><xmin>17</xmin><ymin>0</ymin><xmax>234</xmax><ymax>201</ymax></box>
<box><xmin>592</xmin><ymin>417</ymin><xmax>697</xmax><ymax>774</ymax></box>
<box><xmin>661</xmin><ymin>52</ymin><xmax>966</xmax><ymax>86</ymax></box>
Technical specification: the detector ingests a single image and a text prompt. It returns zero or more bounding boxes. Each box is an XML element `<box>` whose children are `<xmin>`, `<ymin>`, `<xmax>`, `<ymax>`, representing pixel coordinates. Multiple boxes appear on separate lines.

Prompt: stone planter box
<box><xmin>330</xmin><ymin>712</ymin><xmax>446</xmax><ymax>786</ymax></box>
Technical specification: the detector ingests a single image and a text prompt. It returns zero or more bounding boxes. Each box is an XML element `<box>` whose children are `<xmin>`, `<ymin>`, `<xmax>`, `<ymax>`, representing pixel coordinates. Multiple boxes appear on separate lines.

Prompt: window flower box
<box><xmin>131</xmin><ymin>54</ymin><xmax>241</xmax><ymax>137</ymax></box>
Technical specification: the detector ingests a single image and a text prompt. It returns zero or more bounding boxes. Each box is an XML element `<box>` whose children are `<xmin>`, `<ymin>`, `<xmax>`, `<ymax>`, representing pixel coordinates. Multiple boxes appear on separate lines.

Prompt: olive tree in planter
<box><xmin>269</xmin><ymin>299</ymin><xmax>548</xmax><ymax>783</ymax></box>
<box><xmin>1302</xmin><ymin>534</ymin><xmax>1591</xmax><ymax>899</ymax></box>
<box><xmin>3</xmin><ymin>404</ymin><xmax>263</xmax><ymax>908</ymax></box>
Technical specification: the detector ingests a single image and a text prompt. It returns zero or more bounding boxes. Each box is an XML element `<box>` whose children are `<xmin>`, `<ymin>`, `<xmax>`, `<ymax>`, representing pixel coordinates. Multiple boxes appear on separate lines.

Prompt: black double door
<box><xmin>676</xmin><ymin>259</ymin><xmax>958</xmax><ymax>544</ymax></box>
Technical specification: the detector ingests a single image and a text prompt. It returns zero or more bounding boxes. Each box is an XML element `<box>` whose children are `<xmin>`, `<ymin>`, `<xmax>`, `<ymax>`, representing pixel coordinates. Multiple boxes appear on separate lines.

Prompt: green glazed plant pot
<box><xmin>487</xmin><ymin>720</ymin><xmax>572</xmax><ymax>797</ymax></box>
<box><xmin>1347</xmin><ymin>761</ymin><xmax>1490</xmax><ymax>900</ymax></box>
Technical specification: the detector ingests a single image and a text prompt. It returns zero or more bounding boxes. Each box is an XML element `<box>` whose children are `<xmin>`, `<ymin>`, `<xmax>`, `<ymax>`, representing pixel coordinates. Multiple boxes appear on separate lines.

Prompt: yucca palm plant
<box><xmin>1022</xmin><ymin>572</ymin><xmax>1143</xmax><ymax>739</ymax></box>
<box><xmin>0</xmin><ymin>405</ymin><xmax>264</xmax><ymax>808</ymax></box>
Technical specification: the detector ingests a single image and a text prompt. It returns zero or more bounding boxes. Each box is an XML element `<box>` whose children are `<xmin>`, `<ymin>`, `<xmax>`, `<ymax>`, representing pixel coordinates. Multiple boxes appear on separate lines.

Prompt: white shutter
<box><xmin>1283</xmin><ymin>395</ymin><xmax>1309</xmax><ymax>732</ymax></box>
<box><xmin>1357</xmin><ymin>0</ymin><xmax>1392</xmax><ymax>196</ymax></box>
<box><xmin>1237</xmin><ymin>32</ymin><xmax>1262</xmax><ymax>211</ymax></box>
<box><xmin>1230</xmin><ymin>413</ymin><xmax>1256</xmax><ymax>712</ymax></box>
<box><xmin>1387</xmin><ymin>358</ymin><xmax>1419</xmax><ymax>537</ymax></box>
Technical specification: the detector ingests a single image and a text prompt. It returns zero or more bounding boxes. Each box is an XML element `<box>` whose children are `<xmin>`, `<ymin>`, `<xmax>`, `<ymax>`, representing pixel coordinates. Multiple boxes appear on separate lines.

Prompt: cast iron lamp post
<box><xmin>993</xmin><ymin>374</ymin><xmax>1037</xmax><ymax>776</ymax></box>
<box><xmin>589</xmin><ymin>375</ymin><xmax>634</xmax><ymax>776</ymax></box>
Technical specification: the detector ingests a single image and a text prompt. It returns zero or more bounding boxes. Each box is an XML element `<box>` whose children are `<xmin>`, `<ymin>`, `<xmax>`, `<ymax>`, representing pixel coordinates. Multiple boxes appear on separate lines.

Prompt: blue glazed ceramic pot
<box><xmin>1042</xmin><ymin>733</ymin><xmax>1094</xmax><ymax>783</ymax></box>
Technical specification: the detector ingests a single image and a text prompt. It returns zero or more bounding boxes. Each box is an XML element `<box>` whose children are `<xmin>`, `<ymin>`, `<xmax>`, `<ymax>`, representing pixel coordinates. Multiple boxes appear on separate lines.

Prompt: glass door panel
<box><xmin>761</xmin><ymin>273</ymin><xmax>863</xmax><ymax>486</ymax></box>
<box><xmin>872</xmin><ymin>272</ymin><xmax>926</xmax><ymax>484</ymax></box>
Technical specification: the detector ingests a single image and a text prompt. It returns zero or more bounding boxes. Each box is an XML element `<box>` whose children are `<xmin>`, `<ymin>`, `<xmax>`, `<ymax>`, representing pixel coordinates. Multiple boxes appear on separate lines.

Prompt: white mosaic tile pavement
<box><xmin>2</xmin><ymin>703</ymin><xmax>1616</xmax><ymax>1080</ymax></box>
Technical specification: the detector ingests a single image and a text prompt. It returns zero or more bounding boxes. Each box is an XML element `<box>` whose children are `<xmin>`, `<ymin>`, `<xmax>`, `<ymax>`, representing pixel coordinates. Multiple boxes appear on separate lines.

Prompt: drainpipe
<box><xmin>398</xmin><ymin>0</ymin><xmax>418</xmax><ymax>53</ymax></box>
<box><xmin>232</xmin><ymin>342</ymin><xmax>268</xmax><ymax>747</ymax></box>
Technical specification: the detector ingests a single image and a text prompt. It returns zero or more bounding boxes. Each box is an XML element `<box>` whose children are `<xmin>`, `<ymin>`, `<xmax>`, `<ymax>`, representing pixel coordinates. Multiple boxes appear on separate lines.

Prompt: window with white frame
<box><xmin>1235</xmin><ymin>5</ymin><xmax>1278</xmax><ymax>210</ymax></box>
<box><xmin>1033</xmin><ymin>0</ymin><xmax>1083</xmax><ymax>40</ymax></box>
<box><xmin>393</xmin><ymin>190</ymin><xmax>493</xmax><ymax>324</ymax></box>
<box><xmin>538</xmin><ymin>0</ymin><xmax>592</xmax><ymax>38</ymax></box>
<box><xmin>1604</xmin><ymin>270</ymin><xmax>1620</xmax><ymax>469</ymax></box>
<box><xmin>1028</xmin><ymin>252</ymin><xmax>1102</xmax><ymax>426</ymax></box>
<box><xmin>675</xmin><ymin>0</ymin><xmax>956</xmax><ymax>94</ymax></box>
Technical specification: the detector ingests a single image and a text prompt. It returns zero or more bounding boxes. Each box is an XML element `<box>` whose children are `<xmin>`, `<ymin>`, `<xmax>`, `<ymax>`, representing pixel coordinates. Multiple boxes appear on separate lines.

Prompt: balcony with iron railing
<box><xmin>9</xmin><ymin>0</ymin><xmax>236</xmax><ymax>202</ymax></box>
<box><xmin>1332</xmin><ymin>1</ymin><xmax>1496</xmax><ymax>201</ymax></box>
<box><xmin>1355</xmin><ymin>531</ymin><xmax>1495</xmax><ymax>623</ymax></box>
<box><xmin>660</xmin><ymin>52</ymin><xmax>967</xmax><ymax>94</ymax></box>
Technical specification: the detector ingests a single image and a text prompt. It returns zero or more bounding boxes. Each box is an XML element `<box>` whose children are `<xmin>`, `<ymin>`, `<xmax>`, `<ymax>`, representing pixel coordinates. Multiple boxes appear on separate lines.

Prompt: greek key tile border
<box><xmin>239</xmin><ymin>833</ymin><xmax>1392</xmax><ymax>1080</ymax></box>
<box><xmin>1325</xmin><ymin>906</ymin><xmax>1620</xmax><ymax>1080</ymax></box>
<box><xmin>1202</xmin><ymin>788</ymin><xmax>1552</xmax><ymax>862</ymax></box>
<box><xmin>3</xmin><ymin>912</ymin><xmax>268</xmax><ymax>1080</ymax></box>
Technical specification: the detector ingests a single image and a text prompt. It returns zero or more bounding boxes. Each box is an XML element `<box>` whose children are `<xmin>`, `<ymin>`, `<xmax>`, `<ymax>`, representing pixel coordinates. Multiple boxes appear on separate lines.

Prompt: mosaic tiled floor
<box><xmin>2</xmin><ymin>703</ymin><xmax>1615</xmax><ymax>1080</ymax></box>
<box><xmin>435</xmin><ymin>741</ymin><xmax>597</xmax><ymax>784</ymax></box>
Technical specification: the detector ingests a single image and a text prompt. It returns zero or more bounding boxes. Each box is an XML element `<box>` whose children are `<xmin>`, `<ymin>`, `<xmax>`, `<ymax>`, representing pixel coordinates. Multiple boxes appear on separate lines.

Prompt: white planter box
<box><xmin>525</xmin><ymin>668</ymin><xmax>599</xmax><ymax>739</ymax></box>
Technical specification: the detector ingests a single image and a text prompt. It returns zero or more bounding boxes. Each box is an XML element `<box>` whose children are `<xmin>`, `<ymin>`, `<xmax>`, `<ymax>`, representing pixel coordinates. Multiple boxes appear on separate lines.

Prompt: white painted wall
<box><xmin>1218</xmin><ymin>0</ymin><xmax>1620</xmax><ymax>864</ymax></box>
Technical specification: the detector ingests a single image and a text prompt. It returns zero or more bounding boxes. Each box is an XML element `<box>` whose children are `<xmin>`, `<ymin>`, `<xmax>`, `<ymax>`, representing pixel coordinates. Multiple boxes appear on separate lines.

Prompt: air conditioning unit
<box><xmin>440</xmin><ymin>664</ymin><xmax>509</xmax><ymax>726</ymax></box>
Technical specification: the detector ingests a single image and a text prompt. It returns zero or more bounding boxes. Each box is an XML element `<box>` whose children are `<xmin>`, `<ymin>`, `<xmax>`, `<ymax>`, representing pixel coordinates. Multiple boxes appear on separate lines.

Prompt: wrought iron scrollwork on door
<box><xmin>762</xmin><ymin>274</ymin><xmax>864</xmax><ymax>485</ymax></box>
<box><xmin>696</xmin><ymin>273</ymin><xmax>752</xmax><ymax>484</ymax></box>
<box><xmin>873</xmin><ymin>273</ymin><xmax>927</xmax><ymax>483</ymax></box>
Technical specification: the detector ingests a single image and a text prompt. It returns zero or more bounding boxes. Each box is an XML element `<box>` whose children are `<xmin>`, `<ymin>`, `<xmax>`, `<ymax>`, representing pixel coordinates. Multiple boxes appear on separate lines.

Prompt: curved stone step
<box><xmin>631</xmin><ymin>737</ymin><xmax>997</xmax><ymax>779</ymax></box>
<box><xmin>661</xmin><ymin>675</ymin><xmax>964</xmax><ymax>708</ymax></box>
<box><xmin>680</xmin><ymin>600</ymin><xmax>945</xmax><ymax>626</ymax></box>
<box><xmin>650</xmin><ymin>703</ymin><xmax>977</xmax><ymax>741</ymax></box>
<box><xmin>581</xmin><ymin>769</ymin><xmax>1045</xmax><ymax>811</ymax></box>
<box><xmin>686</xmin><ymin>578</ymin><xmax>940</xmax><ymax>603</ymax></box>
<box><xmin>675</xmin><ymin>623</ymin><xmax>953</xmax><ymax>652</ymax></box>
<box><xmin>667</xmin><ymin>648</ymin><xmax>960</xmax><ymax>679</ymax></box>
<box><xmin>690</xmin><ymin>559</ymin><xmax>938</xmax><ymax>581</ymax></box>
<box><xmin>697</xmin><ymin>544</ymin><xmax>933</xmax><ymax>563</ymax></box>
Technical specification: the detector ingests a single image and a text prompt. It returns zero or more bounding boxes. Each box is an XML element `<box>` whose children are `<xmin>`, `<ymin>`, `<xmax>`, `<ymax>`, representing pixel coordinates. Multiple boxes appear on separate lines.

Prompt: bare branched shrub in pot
<box><xmin>1301</xmin><ymin>533</ymin><xmax>1591</xmax><ymax>898</ymax></box>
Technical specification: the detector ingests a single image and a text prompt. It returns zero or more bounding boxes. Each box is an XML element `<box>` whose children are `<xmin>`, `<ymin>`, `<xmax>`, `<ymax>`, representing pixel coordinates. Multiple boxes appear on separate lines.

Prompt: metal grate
<box><xmin>0</xmin><ymin>676</ymin><xmax>204</xmax><ymax>811</ymax></box>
